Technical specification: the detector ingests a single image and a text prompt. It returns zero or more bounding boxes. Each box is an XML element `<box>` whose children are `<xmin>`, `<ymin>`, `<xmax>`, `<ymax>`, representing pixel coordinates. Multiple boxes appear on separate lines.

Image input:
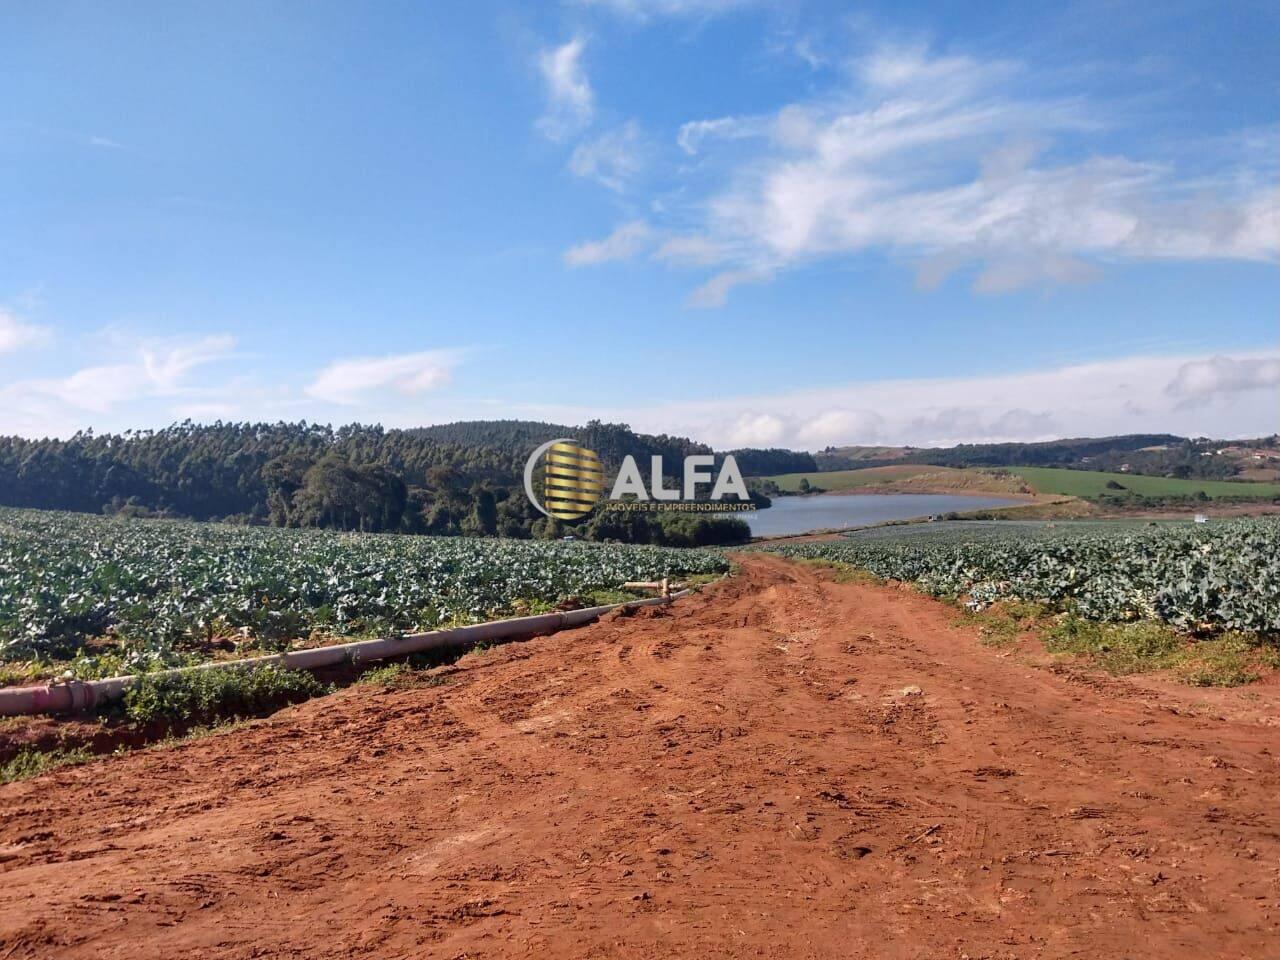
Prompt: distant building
<box><xmin>1194</xmin><ymin>514</ymin><xmax>1208</xmax><ymax>524</ymax></box>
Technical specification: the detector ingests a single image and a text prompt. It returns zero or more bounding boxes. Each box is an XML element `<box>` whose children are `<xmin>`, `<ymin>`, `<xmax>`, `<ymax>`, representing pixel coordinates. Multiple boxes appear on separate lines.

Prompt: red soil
<box><xmin>2</xmin><ymin>555</ymin><xmax>1277</xmax><ymax>958</ymax></box>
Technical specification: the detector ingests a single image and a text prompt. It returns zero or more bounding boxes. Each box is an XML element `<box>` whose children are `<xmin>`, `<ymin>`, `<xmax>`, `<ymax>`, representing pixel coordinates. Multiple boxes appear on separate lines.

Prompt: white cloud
<box><xmin>686</xmin><ymin>267</ymin><xmax>770</xmax><ymax>308</ymax></box>
<box><xmin>25</xmin><ymin>336</ymin><xmax>236</xmax><ymax>411</ymax></box>
<box><xmin>0</xmin><ymin>308</ymin><xmax>51</xmax><ymax>354</ymax></box>
<box><xmin>305</xmin><ymin>349</ymin><xmax>462</xmax><ymax>405</ymax></box>
<box><xmin>1165</xmin><ymin>355</ymin><xmax>1280</xmax><ymax>402</ymax></box>
<box><xmin>792</xmin><ymin>38</ymin><xmax>825</xmax><ymax>72</ymax></box>
<box><xmin>569</xmin><ymin>121</ymin><xmax>645</xmax><ymax>191</ymax></box>
<box><xmin>648</xmin><ymin>43</ymin><xmax>1280</xmax><ymax>305</ymax></box>
<box><xmin>502</xmin><ymin>348</ymin><xmax>1280</xmax><ymax>450</ymax></box>
<box><xmin>652</xmin><ymin>235</ymin><xmax>728</xmax><ymax>266</ymax></box>
<box><xmin>726</xmin><ymin>412</ymin><xmax>786</xmax><ymax>446</ymax></box>
<box><xmin>676</xmin><ymin>116</ymin><xmax>763</xmax><ymax>155</ymax></box>
<box><xmin>537</xmin><ymin>38</ymin><xmax>594</xmax><ymax>141</ymax></box>
<box><xmin>140</xmin><ymin>335</ymin><xmax>237</xmax><ymax>392</ymax></box>
<box><xmin>0</xmin><ymin>333</ymin><xmax>240</xmax><ymax>427</ymax></box>
<box><xmin>796</xmin><ymin>409</ymin><xmax>885</xmax><ymax>447</ymax></box>
<box><xmin>564</xmin><ymin>221</ymin><xmax>652</xmax><ymax>266</ymax></box>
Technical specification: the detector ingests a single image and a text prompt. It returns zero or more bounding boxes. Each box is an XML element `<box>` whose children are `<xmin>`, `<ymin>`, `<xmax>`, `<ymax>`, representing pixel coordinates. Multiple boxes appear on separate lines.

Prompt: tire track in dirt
<box><xmin>1</xmin><ymin>554</ymin><xmax>1277</xmax><ymax>959</ymax></box>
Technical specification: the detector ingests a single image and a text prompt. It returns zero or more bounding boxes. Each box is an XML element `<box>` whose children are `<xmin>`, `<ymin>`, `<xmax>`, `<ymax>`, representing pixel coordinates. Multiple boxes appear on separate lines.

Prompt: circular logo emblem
<box><xmin>523</xmin><ymin>439</ymin><xmax>604</xmax><ymax>521</ymax></box>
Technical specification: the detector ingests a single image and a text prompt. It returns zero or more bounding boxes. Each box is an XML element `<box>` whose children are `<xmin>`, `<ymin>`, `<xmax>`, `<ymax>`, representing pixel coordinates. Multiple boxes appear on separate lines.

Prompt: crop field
<box><xmin>0</xmin><ymin>508</ymin><xmax>728</xmax><ymax>676</ymax></box>
<box><xmin>758</xmin><ymin>464</ymin><xmax>1280</xmax><ymax>501</ymax></box>
<box><xmin>837</xmin><ymin>519</ymin><xmax>1186</xmax><ymax>543</ymax></box>
<box><xmin>1003</xmin><ymin>466</ymin><xmax>1280</xmax><ymax>500</ymax></box>
<box><xmin>758</xmin><ymin>465</ymin><xmax>955</xmax><ymax>491</ymax></box>
<box><xmin>763</xmin><ymin>517</ymin><xmax>1280</xmax><ymax>635</ymax></box>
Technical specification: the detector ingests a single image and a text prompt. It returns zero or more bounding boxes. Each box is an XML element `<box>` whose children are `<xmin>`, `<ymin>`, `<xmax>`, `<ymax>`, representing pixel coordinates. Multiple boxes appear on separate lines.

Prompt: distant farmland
<box><xmin>1005</xmin><ymin>466</ymin><xmax>1280</xmax><ymax>500</ymax></box>
<box><xmin>758</xmin><ymin>464</ymin><xmax>1280</xmax><ymax>501</ymax></box>
<box><xmin>758</xmin><ymin>464</ymin><xmax>1019</xmax><ymax>494</ymax></box>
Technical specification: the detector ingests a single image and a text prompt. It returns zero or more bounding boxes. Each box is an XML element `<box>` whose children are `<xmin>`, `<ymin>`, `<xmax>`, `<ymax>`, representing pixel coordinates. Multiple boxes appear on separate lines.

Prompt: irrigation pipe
<box><xmin>0</xmin><ymin>589</ymin><xmax>693</xmax><ymax>717</ymax></box>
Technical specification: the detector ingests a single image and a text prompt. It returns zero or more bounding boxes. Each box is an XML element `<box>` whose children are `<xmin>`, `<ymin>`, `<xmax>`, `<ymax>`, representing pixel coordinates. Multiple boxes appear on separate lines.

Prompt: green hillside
<box><xmin>1007</xmin><ymin>467</ymin><xmax>1280</xmax><ymax>500</ymax></box>
<box><xmin>758</xmin><ymin>463</ymin><xmax>1280</xmax><ymax>502</ymax></box>
<box><xmin>760</xmin><ymin>465</ymin><xmax>945</xmax><ymax>492</ymax></box>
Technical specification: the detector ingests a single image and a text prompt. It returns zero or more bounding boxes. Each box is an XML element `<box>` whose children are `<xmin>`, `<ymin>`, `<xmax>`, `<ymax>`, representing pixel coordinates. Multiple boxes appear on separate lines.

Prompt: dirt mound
<box><xmin>2</xmin><ymin>555</ymin><xmax>1277</xmax><ymax>958</ymax></box>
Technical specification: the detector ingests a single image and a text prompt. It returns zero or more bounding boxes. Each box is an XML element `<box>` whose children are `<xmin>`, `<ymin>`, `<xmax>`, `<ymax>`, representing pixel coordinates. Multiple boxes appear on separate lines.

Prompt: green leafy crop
<box><xmin>764</xmin><ymin>518</ymin><xmax>1280</xmax><ymax>636</ymax></box>
<box><xmin>0</xmin><ymin>508</ymin><xmax>727</xmax><ymax>669</ymax></box>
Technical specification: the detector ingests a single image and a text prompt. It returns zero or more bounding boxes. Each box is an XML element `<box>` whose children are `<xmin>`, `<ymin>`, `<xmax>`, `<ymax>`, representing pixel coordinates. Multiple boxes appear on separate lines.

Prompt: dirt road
<box><xmin>2</xmin><ymin>555</ymin><xmax>1278</xmax><ymax>958</ymax></box>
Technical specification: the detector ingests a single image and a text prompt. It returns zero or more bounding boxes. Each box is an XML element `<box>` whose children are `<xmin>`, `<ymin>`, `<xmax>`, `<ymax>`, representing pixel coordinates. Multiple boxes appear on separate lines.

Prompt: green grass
<box><xmin>756</xmin><ymin>464</ymin><xmax>1280</xmax><ymax>501</ymax></box>
<box><xmin>355</xmin><ymin>662</ymin><xmax>415</xmax><ymax>688</ymax></box>
<box><xmin>1006</xmin><ymin>466</ymin><xmax>1280</xmax><ymax>501</ymax></box>
<box><xmin>1044</xmin><ymin>617</ymin><xmax>1187</xmax><ymax>675</ymax></box>
<box><xmin>758</xmin><ymin>465</ymin><xmax>942</xmax><ymax>492</ymax></box>
<box><xmin>1042</xmin><ymin>616</ymin><xmax>1262</xmax><ymax>686</ymax></box>
<box><xmin>123</xmin><ymin>664</ymin><xmax>328</xmax><ymax>725</ymax></box>
<box><xmin>960</xmin><ymin>599</ymin><xmax>1052</xmax><ymax>648</ymax></box>
<box><xmin>1</xmin><ymin>746</ymin><xmax>93</xmax><ymax>784</ymax></box>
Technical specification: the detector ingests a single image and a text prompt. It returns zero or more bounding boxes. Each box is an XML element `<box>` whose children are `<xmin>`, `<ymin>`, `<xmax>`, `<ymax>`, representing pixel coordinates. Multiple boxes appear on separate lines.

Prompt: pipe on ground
<box><xmin>0</xmin><ymin>589</ymin><xmax>691</xmax><ymax>717</ymax></box>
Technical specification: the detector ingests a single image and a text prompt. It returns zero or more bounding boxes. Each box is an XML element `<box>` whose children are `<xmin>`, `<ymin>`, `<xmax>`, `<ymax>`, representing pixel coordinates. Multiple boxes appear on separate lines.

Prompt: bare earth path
<box><xmin>1</xmin><ymin>555</ymin><xmax>1277</xmax><ymax>959</ymax></box>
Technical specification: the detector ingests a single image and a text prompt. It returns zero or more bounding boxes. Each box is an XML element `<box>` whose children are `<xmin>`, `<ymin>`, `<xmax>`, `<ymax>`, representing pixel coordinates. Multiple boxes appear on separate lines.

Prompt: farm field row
<box><xmin>1004</xmin><ymin>466</ymin><xmax>1280</xmax><ymax>500</ymax></box>
<box><xmin>758</xmin><ymin>463</ymin><xmax>1280</xmax><ymax>501</ymax></box>
<box><xmin>757</xmin><ymin>464</ymin><xmax>1023</xmax><ymax>494</ymax></box>
<box><xmin>763</xmin><ymin>517</ymin><xmax>1280</xmax><ymax>636</ymax></box>
<box><xmin>0</xmin><ymin>508</ymin><xmax>727</xmax><ymax>679</ymax></box>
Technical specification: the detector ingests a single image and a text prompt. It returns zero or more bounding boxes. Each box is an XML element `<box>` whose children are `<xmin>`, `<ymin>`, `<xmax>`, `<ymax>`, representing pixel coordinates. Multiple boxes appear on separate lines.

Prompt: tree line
<box><xmin>0</xmin><ymin>420</ymin><xmax>752</xmax><ymax>546</ymax></box>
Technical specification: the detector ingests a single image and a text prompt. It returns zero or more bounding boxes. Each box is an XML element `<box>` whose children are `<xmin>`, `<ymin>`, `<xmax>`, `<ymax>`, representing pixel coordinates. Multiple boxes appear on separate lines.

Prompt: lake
<box><xmin>739</xmin><ymin>494</ymin><xmax>1025</xmax><ymax>537</ymax></box>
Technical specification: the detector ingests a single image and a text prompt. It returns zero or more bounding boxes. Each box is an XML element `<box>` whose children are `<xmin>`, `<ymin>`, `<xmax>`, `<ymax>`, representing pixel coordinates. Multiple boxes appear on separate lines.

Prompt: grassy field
<box><xmin>759</xmin><ymin>463</ymin><xmax>1280</xmax><ymax>501</ymax></box>
<box><xmin>1004</xmin><ymin>466</ymin><xmax>1280</xmax><ymax>500</ymax></box>
<box><xmin>760</xmin><ymin>464</ymin><xmax>1014</xmax><ymax>493</ymax></box>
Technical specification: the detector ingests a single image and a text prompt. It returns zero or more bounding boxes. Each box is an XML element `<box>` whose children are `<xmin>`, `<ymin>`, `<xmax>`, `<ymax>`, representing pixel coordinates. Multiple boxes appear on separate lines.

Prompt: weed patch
<box><xmin>123</xmin><ymin>664</ymin><xmax>328</xmax><ymax>725</ymax></box>
<box><xmin>1043</xmin><ymin>617</ymin><xmax>1185</xmax><ymax>676</ymax></box>
<box><xmin>2</xmin><ymin>746</ymin><xmax>93</xmax><ymax>784</ymax></box>
<box><xmin>1042</xmin><ymin>618</ymin><xmax>1267</xmax><ymax>687</ymax></box>
<box><xmin>1177</xmin><ymin>635</ymin><xmax>1260</xmax><ymax>687</ymax></box>
<box><xmin>961</xmin><ymin>599</ymin><xmax>1052</xmax><ymax>648</ymax></box>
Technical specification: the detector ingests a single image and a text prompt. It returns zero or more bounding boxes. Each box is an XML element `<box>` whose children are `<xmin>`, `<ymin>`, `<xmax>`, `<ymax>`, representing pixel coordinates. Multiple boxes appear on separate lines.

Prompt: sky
<box><xmin>1</xmin><ymin>0</ymin><xmax>1277</xmax><ymax>450</ymax></box>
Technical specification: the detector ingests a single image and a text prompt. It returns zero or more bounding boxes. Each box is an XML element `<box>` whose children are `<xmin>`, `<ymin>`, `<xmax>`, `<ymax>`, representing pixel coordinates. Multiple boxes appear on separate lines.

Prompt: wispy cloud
<box><xmin>686</xmin><ymin>267</ymin><xmax>770</xmax><ymax>308</ymax></box>
<box><xmin>564</xmin><ymin>221</ymin><xmax>652</xmax><ymax>266</ymax></box>
<box><xmin>0</xmin><ymin>308</ymin><xmax>51</xmax><ymax>354</ymax></box>
<box><xmin>305</xmin><ymin>349</ymin><xmax>464</xmax><ymax>405</ymax></box>
<box><xmin>676</xmin><ymin>116</ymin><xmax>764</xmax><ymax>155</ymax></box>
<box><xmin>140</xmin><ymin>335</ymin><xmax>237</xmax><ymax>392</ymax></box>
<box><xmin>606</xmin><ymin>42</ymin><xmax>1280</xmax><ymax>305</ymax></box>
<box><xmin>2</xmin><ymin>333</ymin><xmax>238</xmax><ymax>417</ymax></box>
<box><xmin>88</xmin><ymin>135</ymin><xmax>125</xmax><ymax>150</ymax></box>
<box><xmin>569</xmin><ymin>120</ymin><xmax>646</xmax><ymax>191</ymax></box>
<box><xmin>536</xmin><ymin>37</ymin><xmax>594</xmax><ymax>141</ymax></box>
<box><xmin>575</xmin><ymin>0</ymin><xmax>758</xmax><ymax>20</ymax></box>
<box><xmin>652</xmin><ymin>235</ymin><xmax>728</xmax><ymax>265</ymax></box>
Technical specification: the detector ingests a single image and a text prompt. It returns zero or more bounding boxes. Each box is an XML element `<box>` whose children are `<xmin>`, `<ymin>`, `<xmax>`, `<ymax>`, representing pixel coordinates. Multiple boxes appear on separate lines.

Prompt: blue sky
<box><xmin>1</xmin><ymin>0</ymin><xmax>1277</xmax><ymax>448</ymax></box>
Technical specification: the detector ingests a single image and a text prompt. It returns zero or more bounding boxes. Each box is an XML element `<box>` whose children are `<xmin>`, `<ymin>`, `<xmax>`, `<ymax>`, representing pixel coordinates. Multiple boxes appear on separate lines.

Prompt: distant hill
<box><xmin>815</xmin><ymin>435</ymin><xmax>1183</xmax><ymax>471</ymax></box>
<box><xmin>0</xmin><ymin>419</ymin><xmax>748</xmax><ymax>546</ymax></box>
<box><xmin>803</xmin><ymin>434</ymin><xmax>1280</xmax><ymax>483</ymax></box>
<box><xmin>1</xmin><ymin>420</ymin><xmax>1274</xmax><ymax>538</ymax></box>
